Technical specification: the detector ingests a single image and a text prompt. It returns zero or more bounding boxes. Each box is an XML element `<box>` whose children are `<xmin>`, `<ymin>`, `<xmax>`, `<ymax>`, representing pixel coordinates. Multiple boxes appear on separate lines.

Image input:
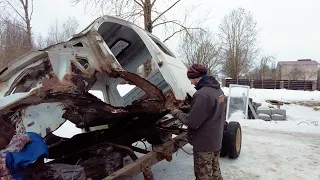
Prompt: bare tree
<box><xmin>259</xmin><ymin>55</ymin><xmax>275</xmax><ymax>80</ymax></box>
<box><xmin>34</xmin><ymin>33</ymin><xmax>46</xmax><ymax>49</ymax></box>
<box><xmin>0</xmin><ymin>0</ymin><xmax>33</xmax><ymax>48</ymax></box>
<box><xmin>297</xmin><ymin>66</ymin><xmax>318</xmax><ymax>80</ymax></box>
<box><xmin>247</xmin><ymin>67</ymin><xmax>260</xmax><ymax>80</ymax></box>
<box><xmin>270</xmin><ymin>61</ymin><xmax>277</xmax><ymax>80</ymax></box>
<box><xmin>45</xmin><ymin>17</ymin><xmax>79</xmax><ymax>47</ymax></box>
<box><xmin>178</xmin><ymin>30</ymin><xmax>221</xmax><ymax>75</ymax></box>
<box><xmin>280</xmin><ymin>65</ymin><xmax>302</xmax><ymax>80</ymax></box>
<box><xmin>247</xmin><ymin>56</ymin><xmax>276</xmax><ymax>80</ymax></box>
<box><xmin>281</xmin><ymin>64</ymin><xmax>318</xmax><ymax>80</ymax></box>
<box><xmin>288</xmin><ymin>65</ymin><xmax>303</xmax><ymax>80</ymax></box>
<box><xmin>218</xmin><ymin>8</ymin><xmax>259</xmax><ymax>79</ymax></box>
<box><xmin>34</xmin><ymin>17</ymin><xmax>80</xmax><ymax>49</ymax></box>
<box><xmin>71</xmin><ymin>0</ymin><xmax>207</xmax><ymax>41</ymax></box>
<box><xmin>0</xmin><ymin>18</ymin><xmax>30</xmax><ymax>67</ymax></box>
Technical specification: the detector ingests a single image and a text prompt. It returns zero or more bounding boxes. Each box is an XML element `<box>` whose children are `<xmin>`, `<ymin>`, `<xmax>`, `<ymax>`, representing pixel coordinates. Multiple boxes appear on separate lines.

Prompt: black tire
<box><xmin>220</xmin><ymin>121</ymin><xmax>228</xmax><ymax>157</ymax></box>
<box><xmin>220</xmin><ymin>147</ymin><xmax>227</xmax><ymax>157</ymax></box>
<box><xmin>225</xmin><ymin>121</ymin><xmax>242</xmax><ymax>159</ymax></box>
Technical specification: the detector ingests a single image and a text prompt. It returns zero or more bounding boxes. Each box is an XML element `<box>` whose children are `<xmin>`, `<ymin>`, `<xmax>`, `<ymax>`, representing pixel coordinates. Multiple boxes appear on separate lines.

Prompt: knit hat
<box><xmin>187</xmin><ymin>64</ymin><xmax>208</xmax><ymax>79</ymax></box>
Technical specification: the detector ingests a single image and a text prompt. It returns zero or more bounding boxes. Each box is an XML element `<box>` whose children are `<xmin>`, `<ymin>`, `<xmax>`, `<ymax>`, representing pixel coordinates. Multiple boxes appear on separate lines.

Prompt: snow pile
<box><xmin>228</xmin><ymin>110</ymin><xmax>246</xmax><ymax>120</ymax></box>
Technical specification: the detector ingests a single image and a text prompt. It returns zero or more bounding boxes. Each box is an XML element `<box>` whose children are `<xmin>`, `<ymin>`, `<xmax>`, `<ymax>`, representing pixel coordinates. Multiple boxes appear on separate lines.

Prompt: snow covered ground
<box><xmin>133</xmin><ymin>128</ymin><xmax>320</xmax><ymax>180</ymax></box>
<box><xmin>54</xmin><ymin>87</ymin><xmax>320</xmax><ymax>180</ymax></box>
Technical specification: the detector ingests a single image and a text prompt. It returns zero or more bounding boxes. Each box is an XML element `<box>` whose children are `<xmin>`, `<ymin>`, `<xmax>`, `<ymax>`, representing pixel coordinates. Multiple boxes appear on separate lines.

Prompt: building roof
<box><xmin>278</xmin><ymin>59</ymin><xmax>319</xmax><ymax>66</ymax></box>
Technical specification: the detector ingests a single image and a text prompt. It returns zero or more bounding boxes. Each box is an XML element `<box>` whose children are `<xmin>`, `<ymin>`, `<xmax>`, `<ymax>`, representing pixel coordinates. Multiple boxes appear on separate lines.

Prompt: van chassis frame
<box><xmin>104</xmin><ymin>132</ymin><xmax>188</xmax><ymax>180</ymax></box>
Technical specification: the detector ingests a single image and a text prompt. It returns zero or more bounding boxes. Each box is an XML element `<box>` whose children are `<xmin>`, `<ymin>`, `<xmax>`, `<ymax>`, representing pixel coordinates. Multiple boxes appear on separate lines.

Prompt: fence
<box><xmin>223</xmin><ymin>79</ymin><xmax>319</xmax><ymax>91</ymax></box>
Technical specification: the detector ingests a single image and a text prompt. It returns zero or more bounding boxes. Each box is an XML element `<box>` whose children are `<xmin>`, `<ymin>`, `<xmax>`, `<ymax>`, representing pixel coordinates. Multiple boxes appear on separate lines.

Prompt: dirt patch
<box><xmin>291</xmin><ymin>101</ymin><xmax>320</xmax><ymax>108</ymax></box>
<box><xmin>266</xmin><ymin>100</ymin><xmax>291</xmax><ymax>105</ymax></box>
<box><xmin>313</xmin><ymin>107</ymin><xmax>320</xmax><ymax>111</ymax></box>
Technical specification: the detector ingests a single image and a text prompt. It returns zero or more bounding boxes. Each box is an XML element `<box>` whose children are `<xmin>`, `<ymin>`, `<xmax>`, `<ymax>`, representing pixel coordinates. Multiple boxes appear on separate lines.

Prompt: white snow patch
<box><xmin>233</xmin><ymin>119</ymin><xmax>319</xmax><ymax>134</ymax></box>
<box><xmin>229</xmin><ymin>110</ymin><xmax>246</xmax><ymax>119</ymax></box>
<box><xmin>223</xmin><ymin>87</ymin><xmax>320</xmax><ymax>102</ymax></box>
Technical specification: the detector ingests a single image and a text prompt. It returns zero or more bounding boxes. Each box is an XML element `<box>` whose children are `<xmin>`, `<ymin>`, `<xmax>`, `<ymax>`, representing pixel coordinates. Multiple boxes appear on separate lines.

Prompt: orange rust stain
<box><xmin>41</xmin><ymin>75</ymin><xmax>75</xmax><ymax>93</ymax></box>
<box><xmin>219</xmin><ymin>97</ymin><xmax>224</xmax><ymax>103</ymax></box>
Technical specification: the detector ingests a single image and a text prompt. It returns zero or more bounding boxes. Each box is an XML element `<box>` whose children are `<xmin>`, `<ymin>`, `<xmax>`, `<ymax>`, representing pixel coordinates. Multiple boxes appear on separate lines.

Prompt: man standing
<box><xmin>170</xmin><ymin>64</ymin><xmax>225</xmax><ymax>180</ymax></box>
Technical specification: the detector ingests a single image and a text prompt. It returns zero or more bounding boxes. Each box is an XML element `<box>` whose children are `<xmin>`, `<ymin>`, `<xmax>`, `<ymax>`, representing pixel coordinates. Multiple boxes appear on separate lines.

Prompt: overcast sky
<box><xmin>30</xmin><ymin>0</ymin><xmax>320</xmax><ymax>64</ymax></box>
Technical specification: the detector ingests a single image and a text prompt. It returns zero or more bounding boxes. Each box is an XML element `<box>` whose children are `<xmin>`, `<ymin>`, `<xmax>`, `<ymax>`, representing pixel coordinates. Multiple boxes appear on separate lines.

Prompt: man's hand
<box><xmin>179</xmin><ymin>105</ymin><xmax>191</xmax><ymax>113</ymax></box>
<box><xmin>170</xmin><ymin>108</ymin><xmax>184</xmax><ymax>119</ymax></box>
<box><xmin>170</xmin><ymin>108</ymin><xmax>180</xmax><ymax>116</ymax></box>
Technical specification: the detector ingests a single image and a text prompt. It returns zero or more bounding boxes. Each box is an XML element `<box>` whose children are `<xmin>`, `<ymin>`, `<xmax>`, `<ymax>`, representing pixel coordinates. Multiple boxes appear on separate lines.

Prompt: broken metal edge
<box><xmin>103</xmin><ymin>132</ymin><xmax>188</xmax><ymax>180</ymax></box>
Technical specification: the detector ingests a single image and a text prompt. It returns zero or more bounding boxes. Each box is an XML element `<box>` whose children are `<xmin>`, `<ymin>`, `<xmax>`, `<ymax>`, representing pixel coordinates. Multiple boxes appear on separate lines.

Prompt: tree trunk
<box><xmin>143</xmin><ymin>0</ymin><xmax>152</xmax><ymax>33</ymax></box>
<box><xmin>142</xmin><ymin>0</ymin><xmax>153</xmax><ymax>77</ymax></box>
<box><xmin>23</xmin><ymin>0</ymin><xmax>32</xmax><ymax>48</ymax></box>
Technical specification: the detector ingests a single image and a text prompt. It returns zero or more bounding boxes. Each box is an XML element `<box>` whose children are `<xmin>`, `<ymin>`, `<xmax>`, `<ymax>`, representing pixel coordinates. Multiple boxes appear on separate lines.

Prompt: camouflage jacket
<box><xmin>0</xmin><ymin>134</ymin><xmax>31</xmax><ymax>180</ymax></box>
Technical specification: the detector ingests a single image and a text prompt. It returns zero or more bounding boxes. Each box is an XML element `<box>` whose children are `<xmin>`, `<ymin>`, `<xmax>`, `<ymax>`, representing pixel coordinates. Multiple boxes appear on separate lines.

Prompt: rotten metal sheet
<box><xmin>0</xmin><ymin>72</ymin><xmax>167</xmax><ymax>137</ymax></box>
<box><xmin>0</xmin><ymin>16</ymin><xmax>185</xmax><ymax>139</ymax></box>
<box><xmin>0</xmin><ymin>48</ymin><xmax>167</xmax><ymax>136</ymax></box>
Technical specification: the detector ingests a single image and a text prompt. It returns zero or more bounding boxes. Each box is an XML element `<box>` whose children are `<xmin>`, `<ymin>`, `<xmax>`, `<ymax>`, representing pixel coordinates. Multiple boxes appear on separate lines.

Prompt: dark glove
<box><xmin>170</xmin><ymin>108</ymin><xmax>181</xmax><ymax>118</ymax></box>
<box><xmin>179</xmin><ymin>105</ymin><xmax>191</xmax><ymax>113</ymax></box>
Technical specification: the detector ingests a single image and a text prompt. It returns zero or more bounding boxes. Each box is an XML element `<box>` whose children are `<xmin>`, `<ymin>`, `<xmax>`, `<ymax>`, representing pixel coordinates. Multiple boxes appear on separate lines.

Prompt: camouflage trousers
<box><xmin>193</xmin><ymin>148</ymin><xmax>223</xmax><ymax>180</ymax></box>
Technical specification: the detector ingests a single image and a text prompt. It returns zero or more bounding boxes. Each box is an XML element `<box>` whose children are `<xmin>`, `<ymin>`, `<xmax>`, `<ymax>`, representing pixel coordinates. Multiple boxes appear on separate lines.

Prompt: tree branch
<box><xmin>121</xmin><ymin>10</ymin><xmax>143</xmax><ymax>19</ymax></box>
<box><xmin>153</xmin><ymin>20</ymin><xmax>177</xmax><ymax>28</ymax></box>
<box><xmin>163</xmin><ymin>27</ymin><xmax>203</xmax><ymax>42</ymax></box>
<box><xmin>152</xmin><ymin>0</ymin><xmax>181</xmax><ymax>24</ymax></box>
<box><xmin>6</xmin><ymin>0</ymin><xmax>26</xmax><ymax>22</ymax></box>
<box><xmin>163</xmin><ymin>29</ymin><xmax>184</xmax><ymax>42</ymax></box>
<box><xmin>151</xmin><ymin>0</ymin><xmax>157</xmax><ymax>7</ymax></box>
<box><xmin>0</xmin><ymin>17</ymin><xmax>26</xmax><ymax>32</ymax></box>
<box><xmin>134</xmin><ymin>0</ymin><xmax>144</xmax><ymax>8</ymax></box>
<box><xmin>29</xmin><ymin>0</ymin><xmax>34</xmax><ymax>21</ymax></box>
<box><xmin>139</xmin><ymin>0</ymin><xmax>145</xmax><ymax>6</ymax></box>
<box><xmin>160</xmin><ymin>20</ymin><xmax>205</xmax><ymax>42</ymax></box>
